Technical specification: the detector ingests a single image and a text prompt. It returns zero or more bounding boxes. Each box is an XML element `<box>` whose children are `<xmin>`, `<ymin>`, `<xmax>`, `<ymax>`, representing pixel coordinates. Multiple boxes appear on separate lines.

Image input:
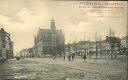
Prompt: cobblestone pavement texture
<box><xmin>0</xmin><ymin>55</ymin><xmax>127</xmax><ymax>80</ymax></box>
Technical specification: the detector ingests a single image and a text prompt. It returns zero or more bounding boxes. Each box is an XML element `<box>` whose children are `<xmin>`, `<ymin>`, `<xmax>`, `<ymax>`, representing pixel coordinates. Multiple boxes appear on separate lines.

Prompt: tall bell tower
<box><xmin>50</xmin><ymin>17</ymin><xmax>57</xmax><ymax>56</ymax></box>
<box><xmin>50</xmin><ymin>17</ymin><xmax>56</xmax><ymax>30</ymax></box>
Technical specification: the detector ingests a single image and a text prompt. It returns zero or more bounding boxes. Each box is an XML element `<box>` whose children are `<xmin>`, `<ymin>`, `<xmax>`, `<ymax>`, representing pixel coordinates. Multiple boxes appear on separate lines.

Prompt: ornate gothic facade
<box><xmin>33</xmin><ymin>18</ymin><xmax>65</xmax><ymax>57</ymax></box>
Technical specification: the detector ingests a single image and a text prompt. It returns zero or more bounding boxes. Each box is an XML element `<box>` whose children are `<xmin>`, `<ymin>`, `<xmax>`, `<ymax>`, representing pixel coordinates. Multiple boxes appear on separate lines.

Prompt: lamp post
<box><xmin>126</xmin><ymin>4</ymin><xmax>128</xmax><ymax>79</ymax></box>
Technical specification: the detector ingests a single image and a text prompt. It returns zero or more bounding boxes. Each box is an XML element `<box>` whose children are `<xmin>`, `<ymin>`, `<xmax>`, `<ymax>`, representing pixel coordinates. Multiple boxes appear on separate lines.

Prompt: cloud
<box><xmin>0</xmin><ymin>7</ymin><xmax>49</xmax><ymax>52</ymax></box>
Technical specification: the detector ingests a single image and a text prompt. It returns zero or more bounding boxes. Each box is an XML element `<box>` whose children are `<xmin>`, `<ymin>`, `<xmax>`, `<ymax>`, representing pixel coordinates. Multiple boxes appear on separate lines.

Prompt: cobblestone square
<box><xmin>0</xmin><ymin>55</ymin><xmax>127</xmax><ymax>80</ymax></box>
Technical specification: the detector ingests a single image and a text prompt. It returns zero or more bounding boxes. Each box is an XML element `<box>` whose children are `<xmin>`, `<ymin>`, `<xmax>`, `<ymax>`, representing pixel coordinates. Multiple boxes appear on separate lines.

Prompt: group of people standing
<box><xmin>62</xmin><ymin>52</ymin><xmax>87</xmax><ymax>62</ymax></box>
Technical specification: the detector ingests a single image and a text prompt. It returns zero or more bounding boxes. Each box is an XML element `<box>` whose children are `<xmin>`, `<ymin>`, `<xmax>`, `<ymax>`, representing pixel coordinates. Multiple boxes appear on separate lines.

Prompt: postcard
<box><xmin>0</xmin><ymin>0</ymin><xmax>127</xmax><ymax>80</ymax></box>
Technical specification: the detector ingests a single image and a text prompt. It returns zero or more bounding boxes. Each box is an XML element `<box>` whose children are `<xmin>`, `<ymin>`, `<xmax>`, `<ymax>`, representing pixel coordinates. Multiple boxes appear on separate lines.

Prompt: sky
<box><xmin>0</xmin><ymin>0</ymin><xmax>127</xmax><ymax>53</ymax></box>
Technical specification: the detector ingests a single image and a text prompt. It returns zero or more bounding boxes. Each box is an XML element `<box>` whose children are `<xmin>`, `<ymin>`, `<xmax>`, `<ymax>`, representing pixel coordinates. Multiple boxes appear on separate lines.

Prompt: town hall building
<box><xmin>33</xmin><ymin>18</ymin><xmax>65</xmax><ymax>57</ymax></box>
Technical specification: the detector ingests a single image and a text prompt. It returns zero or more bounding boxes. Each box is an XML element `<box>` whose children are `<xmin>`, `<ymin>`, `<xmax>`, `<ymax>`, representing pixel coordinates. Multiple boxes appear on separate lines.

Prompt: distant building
<box><xmin>106</xmin><ymin>36</ymin><xmax>121</xmax><ymax>50</ymax></box>
<box><xmin>121</xmin><ymin>37</ymin><xmax>127</xmax><ymax>48</ymax></box>
<box><xmin>106</xmin><ymin>36</ymin><xmax>121</xmax><ymax>57</ymax></box>
<box><xmin>0</xmin><ymin>28</ymin><xmax>13</xmax><ymax>60</ymax></box>
<box><xmin>34</xmin><ymin>18</ymin><xmax>65</xmax><ymax>57</ymax></box>
<box><xmin>19</xmin><ymin>49</ymin><xmax>29</xmax><ymax>58</ymax></box>
<box><xmin>65</xmin><ymin>41</ymin><xmax>98</xmax><ymax>56</ymax></box>
<box><xmin>65</xmin><ymin>39</ymin><xmax>120</xmax><ymax>56</ymax></box>
<box><xmin>120</xmin><ymin>36</ymin><xmax>127</xmax><ymax>54</ymax></box>
<box><xmin>19</xmin><ymin>47</ymin><xmax>34</xmax><ymax>58</ymax></box>
<box><xmin>77</xmin><ymin>41</ymin><xmax>95</xmax><ymax>53</ymax></box>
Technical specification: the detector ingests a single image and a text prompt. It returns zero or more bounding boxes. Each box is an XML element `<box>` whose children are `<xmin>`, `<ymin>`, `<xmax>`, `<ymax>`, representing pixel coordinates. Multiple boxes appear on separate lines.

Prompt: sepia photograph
<box><xmin>0</xmin><ymin>0</ymin><xmax>127</xmax><ymax>80</ymax></box>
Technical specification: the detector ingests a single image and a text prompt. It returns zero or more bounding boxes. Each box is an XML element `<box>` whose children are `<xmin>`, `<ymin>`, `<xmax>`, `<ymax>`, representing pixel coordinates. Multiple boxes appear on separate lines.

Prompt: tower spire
<box><xmin>110</xmin><ymin>28</ymin><xmax>112</xmax><ymax>37</ymax></box>
<box><xmin>51</xmin><ymin>17</ymin><xmax>56</xmax><ymax>30</ymax></box>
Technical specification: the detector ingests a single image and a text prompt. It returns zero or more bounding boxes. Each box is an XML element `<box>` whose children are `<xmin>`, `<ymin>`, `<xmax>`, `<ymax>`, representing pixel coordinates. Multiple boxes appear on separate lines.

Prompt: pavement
<box><xmin>0</xmin><ymin>55</ymin><xmax>127</xmax><ymax>80</ymax></box>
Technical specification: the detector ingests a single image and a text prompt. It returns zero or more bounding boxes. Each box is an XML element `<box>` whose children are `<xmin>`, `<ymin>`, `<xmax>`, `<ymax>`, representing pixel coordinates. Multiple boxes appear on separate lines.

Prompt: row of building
<box><xmin>18</xmin><ymin>18</ymin><xmax>127</xmax><ymax>58</ymax></box>
<box><xmin>0</xmin><ymin>28</ymin><xmax>13</xmax><ymax>60</ymax></box>
<box><xmin>19</xmin><ymin>36</ymin><xmax>127</xmax><ymax>58</ymax></box>
<box><xmin>66</xmin><ymin>36</ymin><xmax>127</xmax><ymax>56</ymax></box>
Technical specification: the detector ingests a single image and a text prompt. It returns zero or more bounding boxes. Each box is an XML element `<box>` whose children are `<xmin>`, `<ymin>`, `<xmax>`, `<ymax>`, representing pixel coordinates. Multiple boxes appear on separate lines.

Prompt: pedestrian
<box><xmin>114</xmin><ymin>51</ymin><xmax>117</xmax><ymax>58</ymax></box>
<box><xmin>83</xmin><ymin>54</ymin><xmax>87</xmax><ymax>62</ymax></box>
<box><xmin>72</xmin><ymin>53</ymin><xmax>75</xmax><ymax>61</ymax></box>
<box><xmin>63</xmin><ymin>54</ymin><xmax>66</xmax><ymax>61</ymax></box>
<box><xmin>88</xmin><ymin>51</ymin><xmax>91</xmax><ymax>58</ymax></box>
<box><xmin>16</xmin><ymin>56</ymin><xmax>20</xmax><ymax>61</ymax></box>
<box><xmin>62</xmin><ymin>53</ymin><xmax>66</xmax><ymax>61</ymax></box>
<box><xmin>68</xmin><ymin>53</ymin><xmax>71</xmax><ymax>61</ymax></box>
<box><xmin>52</xmin><ymin>52</ymin><xmax>56</xmax><ymax>60</ymax></box>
